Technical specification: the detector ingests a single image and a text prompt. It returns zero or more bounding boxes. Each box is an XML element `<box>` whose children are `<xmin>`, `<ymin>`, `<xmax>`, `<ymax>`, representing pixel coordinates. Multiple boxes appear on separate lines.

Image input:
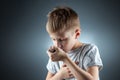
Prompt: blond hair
<box><xmin>46</xmin><ymin>6</ymin><xmax>80</xmax><ymax>33</ymax></box>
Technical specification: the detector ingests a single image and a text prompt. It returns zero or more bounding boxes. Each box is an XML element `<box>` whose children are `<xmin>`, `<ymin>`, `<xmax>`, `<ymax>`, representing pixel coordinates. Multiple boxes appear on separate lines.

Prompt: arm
<box><xmin>46</xmin><ymin>64</ymin><xmax>74</xmax><ymax>80</ymax></box>
<box><xmin>46</xmin><ymin>71</ymin><xmax>62</xmax><ymax>80</ymax></box>
<box><xmin>47</xmin><ymin>46</ymin><xmax>100</xmax><ymax>80</ymax></box>
<box><xmin>63</xmin><ymin>57</ymin><xmax>99</xmax><ymax>80</ymax></box>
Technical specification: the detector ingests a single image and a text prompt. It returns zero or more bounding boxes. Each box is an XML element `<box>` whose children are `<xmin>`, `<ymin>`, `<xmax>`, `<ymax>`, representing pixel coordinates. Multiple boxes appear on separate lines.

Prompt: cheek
<box><xmin>70</xmin><ymin>38</ymin><xmax>76</xmax><ymax>47</ymax></box>
<box><xmin>64</xmin><ymin>40</ymin><xmax>75</xmax><ymax>51</ymax></box>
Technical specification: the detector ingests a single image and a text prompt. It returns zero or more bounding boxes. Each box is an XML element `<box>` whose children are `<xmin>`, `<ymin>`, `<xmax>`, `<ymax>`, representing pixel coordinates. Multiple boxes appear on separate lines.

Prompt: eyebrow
<box><xmin>50</xmin><ymin>34</ymin><xmax>69</xmax><ymax>39</ymax></box>
<box><xmin>50</xmin><ymin>37</ymin><xmax>68</xmax><ymax>40</ymax></box>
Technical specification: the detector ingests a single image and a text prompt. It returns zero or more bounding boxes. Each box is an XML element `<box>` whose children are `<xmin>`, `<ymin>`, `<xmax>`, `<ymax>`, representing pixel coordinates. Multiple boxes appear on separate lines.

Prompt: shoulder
<box><xmin>83</xmin><ymin>43</ymin><xmax>98</xmax><ymax>49</ymax></box>
<box><xmin>82</xmin><ymin>43</ymin><xmax>98</xmax><ymax>51</ymax></box>
<box><xmin>82</xmin><ymin>43</ymin><xmax>103</xmax><ymax>70</ymax></box>
<box><xmin>81</xmin><ymin>43</ymin><xmax>99</xmax><ymax>56</ymax></box>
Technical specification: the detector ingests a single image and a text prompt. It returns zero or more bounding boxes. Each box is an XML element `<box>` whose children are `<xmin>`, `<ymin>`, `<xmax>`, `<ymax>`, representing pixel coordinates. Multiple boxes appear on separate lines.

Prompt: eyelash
<box><xmin>52</xmin><ymin>39</ymin><xmax>67</xmax><ymax>41</ymax></box>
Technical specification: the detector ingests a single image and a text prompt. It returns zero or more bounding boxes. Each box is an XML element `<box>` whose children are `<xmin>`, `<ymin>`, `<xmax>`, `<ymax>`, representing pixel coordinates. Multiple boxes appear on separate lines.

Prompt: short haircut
<box><xmin>46</xmin><ymin>6</ymin><xmax>80</xmax><ymax>33</ymax></box>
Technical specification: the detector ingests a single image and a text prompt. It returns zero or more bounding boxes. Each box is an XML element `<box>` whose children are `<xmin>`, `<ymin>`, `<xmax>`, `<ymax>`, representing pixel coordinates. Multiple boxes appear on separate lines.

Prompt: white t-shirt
<box><xmin>46</xmin><ymin>43</ymin><xmax>103</xmax><ymax>80</ymax></box>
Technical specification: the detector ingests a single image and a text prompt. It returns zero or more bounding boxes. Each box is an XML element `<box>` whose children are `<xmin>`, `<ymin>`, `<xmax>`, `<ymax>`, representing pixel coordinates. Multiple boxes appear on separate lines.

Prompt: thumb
<box><xmin>46</xmin><ymin>50</ymin><xmax>52</xmax><ymax>58</ymax></box>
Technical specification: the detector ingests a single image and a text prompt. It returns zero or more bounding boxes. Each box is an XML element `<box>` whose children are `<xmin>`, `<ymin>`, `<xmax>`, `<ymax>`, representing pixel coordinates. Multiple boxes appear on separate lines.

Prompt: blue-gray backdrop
<box><xmin>1</xmin><ymin>0</ymin><xmax>120</xmax><ymax>80</ymax></box>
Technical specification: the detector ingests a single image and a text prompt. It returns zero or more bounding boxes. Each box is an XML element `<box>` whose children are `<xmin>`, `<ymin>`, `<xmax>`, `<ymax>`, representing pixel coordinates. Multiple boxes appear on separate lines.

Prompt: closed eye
<box><xmin>51</xmin><ymin>38</ymin><xmax>68</xmax><ymax>42</ymax></box>
<box><xmin>59</xmin><ymin>38</ymin><xmax>67</xmax><ymax>42</ymax></box>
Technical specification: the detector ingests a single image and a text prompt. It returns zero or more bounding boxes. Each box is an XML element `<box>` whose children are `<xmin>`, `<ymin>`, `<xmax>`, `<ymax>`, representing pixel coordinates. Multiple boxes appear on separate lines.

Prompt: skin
<box><xmin>46</xmin><ymin>28</ymin><xmax>99</xmax><ymax>80</ymax></box>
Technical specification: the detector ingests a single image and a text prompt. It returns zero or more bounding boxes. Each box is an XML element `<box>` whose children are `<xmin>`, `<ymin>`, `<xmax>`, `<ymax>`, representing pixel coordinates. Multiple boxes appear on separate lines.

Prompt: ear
<box><xmin>75</xmin><ymin>29</ymin><xmax>80</xmax><ymax>39</ymax></box>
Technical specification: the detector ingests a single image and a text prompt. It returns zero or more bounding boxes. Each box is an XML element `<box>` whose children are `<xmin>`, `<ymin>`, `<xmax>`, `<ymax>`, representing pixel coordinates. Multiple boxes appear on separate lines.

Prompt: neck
<box><xmin>71</xmin><ymin>41</ymin><xmax>83</xmax><ymax>51</ymax></box>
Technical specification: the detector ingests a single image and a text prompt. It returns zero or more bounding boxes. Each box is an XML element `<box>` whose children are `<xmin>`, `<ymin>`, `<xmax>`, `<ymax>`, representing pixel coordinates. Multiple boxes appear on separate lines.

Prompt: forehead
<box><xmin>49</xmin><ymin>31</ymin><xmax>72</xmax><ymax>39</ymax></box>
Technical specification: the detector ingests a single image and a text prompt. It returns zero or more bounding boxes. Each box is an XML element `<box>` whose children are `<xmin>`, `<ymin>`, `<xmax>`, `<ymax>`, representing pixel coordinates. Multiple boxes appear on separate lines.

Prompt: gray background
<box><xmin>1</xmin><ymin>0</ymin><xmax>120</xmax><ymax>80</ymax></box>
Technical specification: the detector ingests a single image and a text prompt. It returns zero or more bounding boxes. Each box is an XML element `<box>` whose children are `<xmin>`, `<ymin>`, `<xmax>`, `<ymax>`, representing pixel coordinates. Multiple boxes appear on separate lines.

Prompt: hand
<box><xmin>47</xmin><ymin>46</ymin><xmax>67</xmax><ymax>61</ymax></box>
<box><xmin>58</xmin><ymin>61</ymin><xmax>79</xmax><ymax>79</ymax></box>
<box><xmin>58</xmin><ymin>64</ymin><xmax>74</xmax><ymax>79</ymax></box>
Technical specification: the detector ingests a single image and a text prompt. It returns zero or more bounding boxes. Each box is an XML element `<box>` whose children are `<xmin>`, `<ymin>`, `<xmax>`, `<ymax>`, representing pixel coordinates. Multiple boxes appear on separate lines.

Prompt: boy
<box><xmin>46</xmin><ymin>6</ymin><xmax>103</xmax><ymax>80</ymax></box>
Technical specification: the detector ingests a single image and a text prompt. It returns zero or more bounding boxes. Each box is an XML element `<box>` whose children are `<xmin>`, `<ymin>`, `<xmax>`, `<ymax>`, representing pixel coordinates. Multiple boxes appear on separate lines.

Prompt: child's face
<box><xmin>49</xmin><ymin>30</ymin><xmax>77</xmax><ymax>53</ymax></box>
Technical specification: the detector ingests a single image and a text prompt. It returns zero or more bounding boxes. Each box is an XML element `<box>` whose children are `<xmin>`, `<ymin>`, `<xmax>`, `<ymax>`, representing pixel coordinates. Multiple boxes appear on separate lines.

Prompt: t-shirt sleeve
<box><xmin>83</xmin><ymin>45</ymin><xmax>103</xmax><ymax>70</ymax></box>
<box><xmin>46</xmin><ymin>59</ymin><xmax>57</xmax><ymax>74</ymax></box>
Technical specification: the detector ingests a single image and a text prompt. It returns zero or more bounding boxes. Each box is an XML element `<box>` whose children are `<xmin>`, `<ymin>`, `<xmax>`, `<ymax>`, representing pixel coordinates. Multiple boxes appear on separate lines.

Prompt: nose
<box><xmin>56</xmin><ymin>41</ymin><xmax>62</xmax><ymax>48</ymax></box>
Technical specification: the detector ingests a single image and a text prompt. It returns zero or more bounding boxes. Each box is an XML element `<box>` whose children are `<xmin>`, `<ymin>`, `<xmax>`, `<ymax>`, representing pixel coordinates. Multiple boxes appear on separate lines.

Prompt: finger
<box><xmin>49</xmin><ymin>49</ymin><xmax>56</xmax><ymax>53</ymax></box>
<box><xmin>46</xmin><ymin>50</ymin><xmax>51</xmax><ymax>57</ymax></box>
<box><xmin>49</xmin><ymin>46</ymin><xmax>55</xmax><ymax>52</ymax></box>
<box><xmin>48</xmin><ymin>48</ymin><xmax>56</xmax><ymax>54</ymax></box>
<box><xmin>47</xmin><ymin>50</ymin><xmax>52</xmax><ymax>56</ymax></box>
<box><xmin>69</xmin><ymin>74</ymin><xmax>74</xmax><ymax>78</ymax></box>
<box><xmin>47</xmin><ymin>50</ymin><xmax>54</xmax><ymax>58</ymax></box>
<box><xmin>49</xmin><ymin>46</ymin><xmax>57</xmax><ymax>53</ymax></box>
<box><xmin>47</xmin><ymin>46</ymin><xmax>52</xmax><ymax>53</ymax></box>
<box><xmin>52</xmin><ymin>46</ymin><xmax>57</xmax><ymax>50</ymax></box>
<box><xmin>51</xmin><ymin>57</ymin><xmax>55</xmax><ymax>61</ymax></box>
<box><xmin>51</xmin><ymin>46</ymin><xmax>54</xmax><ymax>50</ymax></box>
<box><xmin>53</xmin><ymin>46</ymin><xmax>58</xmax><ymax>51</ymax></box>
<box><xmin>68</xmin><ymin>70</ymin><xmax>71</xmax><ymax>73</ymax></box>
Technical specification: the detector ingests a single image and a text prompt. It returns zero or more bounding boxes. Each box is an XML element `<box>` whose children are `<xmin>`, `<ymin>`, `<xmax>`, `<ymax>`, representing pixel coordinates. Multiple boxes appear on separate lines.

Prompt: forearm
<box><xmin>46</xmin><ymin>72</ymin><xmax>63</xmax><ymax>80</ymax></box>
<box><xmin>63</xmin><ymin>57</ymin><xmax>94</xmax><ymax>80</ymax></box>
